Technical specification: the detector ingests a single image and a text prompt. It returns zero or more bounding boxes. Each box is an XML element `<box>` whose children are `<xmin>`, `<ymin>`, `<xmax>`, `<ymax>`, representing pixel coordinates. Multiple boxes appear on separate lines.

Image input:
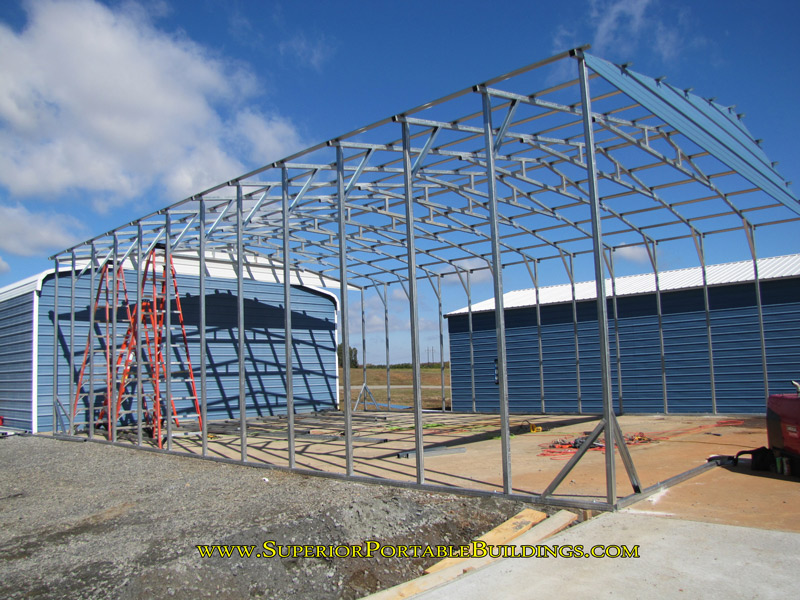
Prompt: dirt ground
<box><xmin>0</xmin><ymin>434</ymin><xmax>544</xmax><ymax>600</ymax></box>
<box><xmin>164</xmin><ymin>411</ymin><xmax>771</xmax><ymax>503</ymax></box>
<box><xmin>342</xmin><ymin>366</ymin><xmax>451</xmax><ymax>409</ymax></box>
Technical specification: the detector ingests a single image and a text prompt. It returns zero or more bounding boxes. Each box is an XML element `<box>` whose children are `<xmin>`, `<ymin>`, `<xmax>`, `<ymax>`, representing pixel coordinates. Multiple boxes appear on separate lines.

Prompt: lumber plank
<box><xmin>360</xmin><ymin>509</ymin><xmax>577</xmax><ymax>600</ymax></box>
<box><xmin>423</xmin><ymin>508</ymin><xmax>547</xmax><ymax>574</ymax></box>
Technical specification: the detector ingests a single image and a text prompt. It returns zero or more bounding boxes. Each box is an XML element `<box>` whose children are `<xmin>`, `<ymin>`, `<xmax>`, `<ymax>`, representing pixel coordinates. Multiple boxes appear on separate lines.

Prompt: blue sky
<box><xmin>0</xmin><ymin>0</ymin><xmax>798</xmax><ymax>362</ymax></box>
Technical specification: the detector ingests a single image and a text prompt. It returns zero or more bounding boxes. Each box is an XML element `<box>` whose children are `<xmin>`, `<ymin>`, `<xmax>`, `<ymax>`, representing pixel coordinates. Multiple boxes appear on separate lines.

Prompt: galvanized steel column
<box><xmin>533</xmin><ymin>261</ymin><xmax>545</xmax><ymax>413</ymax></box>
<box><xmin>452</xmin><ymin>266</ymin><xmax>476</xmax><ymax>412</ymax></box>
<box><xmin>336</xmin><ymin>145</ymin><xmax>354</xmax><ymax>476</ymax></box>
<box><xmin>236</xmin><ymin>185</ymin><xmax>247</xmax><ymax>462</ymax></box>
<box><xmin>383</xmin><ymin>283</ymin><xmax>391</xmax><ymax>410</ymax></box>
<box><xmin>360</xmin><ymin>288</ymin><xmax>367</xmax><ymax>408</ymax></box>
<box><xmin>199</xmin><ymin>199</ymin><xmax>208</xmax><ymax>457</ymax></box>
<box><xmin>522</xmin><ymin>258</ymin><xmax>545</xmax><ymax>413</ymax></box>
<box><xmin>604</xmin><ymin>250</ymin><xmax>624</xmax><ymax>413</ymax></box>
<box><xmin>282</xmin><ymin>167</ymin><xmax>296</xmax><ymax>467</ymax></box>
<box><xmin>69</xmin><ymin>252</ymin><xmax>76</xmax><ymax>436</ymax></box>
<box><xmin>136</xmin><ymin>224</ymin><xmax>143</xmax><ymax>446</ymax></box>
<box><xmin>164</xmin><ymin>213</ymin><xmax>173</xmax><ymax>451</ymax></box>
<box><xmin>400</xmin><ymin>121</ymin><xmax>425</xmax><ymax>485</ymax></box>
<box><xmin>88</xmin><ymin>244</ymin><xmax>96</xmax><ymax>440</ymax></box>
<box><xmin>52</xmin><ymin>257</ymin><xmax>59</xmax><ymax>433</ymax></box>
<box><xmin>467</xmin><ymin>270</ymin><xmax>476</xmax><ymax>413</ymax></box>
<box><xmin>693</xmin><ymin>234</ymin><xmax>716</xmax><ymax>413</ymax></box>
<box><xmin>437</xmin><ymin>274</ymin><xmax>445</xmax><ymax>411</ymax></box>
<box><xmin>745</xmin><ymin>225</ymin><xmax>769</xmax><ymax>405</ymax></box>
<box><xmin>480</xmin><ymin>88</ymin><xmax>512</xmax><ymax>495</ymax></box>
<box><xmin>110</xmin><ymin>235</ymin><xmax>118</xmax><ymax>442</ymax></box>
<box><xmin>577</xmin><ymin>52</ymin><xmax>616</xmax><ymax>505</ymax></box>
<box><xmin>646</xmin><ymin>242</ymin><xmax>668</xmax><ymax>413</ymax></box>
<box><xmin>563</xmin><ymin>253</ymin><xmax>582</xmax><ymax>413</ymax></box>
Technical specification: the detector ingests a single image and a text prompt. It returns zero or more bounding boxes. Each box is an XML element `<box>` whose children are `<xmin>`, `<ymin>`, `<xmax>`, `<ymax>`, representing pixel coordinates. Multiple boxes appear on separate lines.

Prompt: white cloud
<box><xmin>582</xmin><ymin>0</ymin><xmax>692</xmax><ymax>64</ymax></box>
<box><xmin>278</xmin><ymin>33</ymin><xmax>335</xmax><ymax>71</ymax></box>
<box><xmin>0</xmin><ymin>204</ymin><xmax>85</xmax><ymax>256</ymax></box>
<box><xmin>0</xmin><ymin>0</ymin><xmax>304</xmax><ymax>207</ymax></box>
<box><xmin>348</xmin><ymin>289</ymin><xmax>412</xmax><ymax>335</ymax></box>
<box><xmin>0</xmin><ymin>256</ymin><xmax>9</xmax><ymax>273</ymax></box>
<box><xmin>551</xmin><ymin>24</ymin><xmax>579</xmax><ymax>54</ymax></box>
<box><xmin>391</xmin><ymin>285</ymin><xmax>409</xmax><ymax>302</ymax></box>
<box><xmin>589</xmin><ymin>0</ymin><xmax>653</xmax><ymax>57</ymax></box>
<box><xmin>613</xmin><ymin>245</ymin><xmax>651</xmax><ymax>265</ymax></box>
<box><xmin>653</xmin><ymin>22</ymin><xmax>681</xmax><ymax>62</ymax></box>
<box><xmin>440</xmin><ymin>257</ymin><xmax>493</xmax><ymax>286</ymax></box>
<box><xmin>231</xmin><ymin>109</ymin><xmax>304</xmax><ymax>165</ymax></box>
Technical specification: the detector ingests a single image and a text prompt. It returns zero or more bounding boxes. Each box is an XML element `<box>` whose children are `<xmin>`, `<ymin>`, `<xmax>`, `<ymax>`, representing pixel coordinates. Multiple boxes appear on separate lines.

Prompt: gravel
<box><xmin>0</xmin><ymin>434</ymin><xmax>542</xmax><ymax>599</ymax></box>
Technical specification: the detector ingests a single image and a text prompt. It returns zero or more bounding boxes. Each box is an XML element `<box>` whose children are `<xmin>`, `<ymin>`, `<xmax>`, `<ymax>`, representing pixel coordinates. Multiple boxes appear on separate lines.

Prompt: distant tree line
<box><xmin>336</xmin><ymin>344</ymin><xmax>359</xmax><ymax>368</ymax></box>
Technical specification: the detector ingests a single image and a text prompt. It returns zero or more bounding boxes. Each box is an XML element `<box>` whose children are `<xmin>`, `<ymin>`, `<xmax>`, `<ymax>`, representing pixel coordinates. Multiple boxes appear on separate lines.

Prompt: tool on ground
<box><xmin>765</xmin><ymin>389</ymin><xmax>800</xmax><ymax>476</ymax></box>
<box><xmin>730</xmin><ymin>386</ymin><xmax>799</xmax><ymax>476</ymax></box>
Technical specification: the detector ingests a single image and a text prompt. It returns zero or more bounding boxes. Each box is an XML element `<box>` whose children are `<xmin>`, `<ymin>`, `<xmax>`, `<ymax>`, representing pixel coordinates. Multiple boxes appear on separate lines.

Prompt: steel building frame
<box><xmin>48</xmin><ymin>47</ymin><xmax>800</xmax><ymax>510</ymax></box>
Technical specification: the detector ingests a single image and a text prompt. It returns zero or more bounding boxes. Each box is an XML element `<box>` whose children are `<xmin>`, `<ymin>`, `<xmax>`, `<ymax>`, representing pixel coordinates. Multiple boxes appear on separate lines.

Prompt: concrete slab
<box><xmin>411</xmin><ymin>512</ymin><xmax>800</xmax><ymax>600</ymax></box>
<box><xmin>622</xmin><ymin>463</ymin><xmax>800</xmax><ymax>532</ymax></box>
<box><xmin>159</xmin><ymin>412</ymin><xmax>773</xmax><ymax>504</ymax></box>
<box><xmin>76</xmin><ymin>412</ymin><xmax>794</xmax><ymax>519</ymax></box>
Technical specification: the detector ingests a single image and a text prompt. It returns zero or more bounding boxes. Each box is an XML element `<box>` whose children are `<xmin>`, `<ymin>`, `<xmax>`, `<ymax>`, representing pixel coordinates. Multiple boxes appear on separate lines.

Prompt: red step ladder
<box><xmin>73</xmin><ymin>250</ymin><xmax>202</xmax><ymax>447</ymax></box>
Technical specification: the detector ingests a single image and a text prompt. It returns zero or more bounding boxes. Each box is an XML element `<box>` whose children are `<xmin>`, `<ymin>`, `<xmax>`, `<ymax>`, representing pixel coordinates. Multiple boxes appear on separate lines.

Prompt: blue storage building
<box><xmin>0</xmin><ymin>266</ymin><xmax>338</xmax><ymax>433</ymax></box>
<box><xmin>447</xmin><ymin>255</ymin><xmax>800</xmax><ymax>415</ymax></box>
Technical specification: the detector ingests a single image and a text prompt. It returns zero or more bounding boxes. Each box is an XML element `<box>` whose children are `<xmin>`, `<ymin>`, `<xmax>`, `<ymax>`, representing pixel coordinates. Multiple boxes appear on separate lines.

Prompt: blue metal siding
<box><xmin>540</xmin><ymin>319</ymin><xmax>580</xmax><ymax>413</ymax></box>
<box><xmin>36</xmin><ymin>272</ymin><xmax>96</xmax><ymax>432</ymax></box>
<box><xmin>448</xmin><ymin>278</ymin><xmax>800</xmax><ymax>414</ymax></box>
<box><xmin>764</xmin><ymin>298</ymin><xmax>800</xmax><ymax>396</ymax></box>
<box><xmin>662</xmin><ymin>311</ymin><xmax>712</xmax><ymax>413</ymax></box>
<box><xmin>706</xmin><ymin>302</ymin><xmax>761</xmax><ymax>414</ymax></box>
<box><xmin>614</xmin><ymin>314</ymin><xmax>663</xmax><ymax>413</ymax></box>
<box><xmin>452</xmin><ymin>323</ymin><xmax>499</xmax><ymax>413</ymax></box>
<box><xmin>36</xmin><ymin>272</ymin><xmax>337</xmax><ymax>432</ymax></box>
<box><xmin>0</xmin><ymin>292</ymin><xmax>34</xmax><ymax>429</ymax></box>
<box><xmin>449</xmin><ymin>312</ymin><xmax>499</xmax><ymax>412</ymax></box>
<box><xmin>576</xmin><ymin>319</ymin><xmax>603</xmax><ymax>414</ymax></box>
<box><xmin>506</xmin><ymin>325</ymin><xmax>541</xmax><ymax>411</ymax></box>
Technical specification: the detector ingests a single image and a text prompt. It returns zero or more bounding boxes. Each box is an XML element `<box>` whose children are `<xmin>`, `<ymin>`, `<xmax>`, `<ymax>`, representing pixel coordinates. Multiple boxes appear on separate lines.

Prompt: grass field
<box><xmin>338</xmin><ymin>366</ymin><xmax>451</xmax><ymax>410</ymax></box>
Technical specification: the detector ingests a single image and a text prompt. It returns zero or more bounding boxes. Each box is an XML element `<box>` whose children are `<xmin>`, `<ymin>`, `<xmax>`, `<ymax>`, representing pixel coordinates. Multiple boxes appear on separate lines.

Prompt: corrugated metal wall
<box><xmin>36</xmin><ymin>271</ymin><xmax>337</xmax><ymax>433</ymax></box>
<box><xmin>0</xmin><ymin>291</ymin><xmax>35</xmax><ymax>430</ymax></box>
<box><xmin>449</xmin><ymin>278</ymin><xmax>800</xmax><ymax>414</ymax></box>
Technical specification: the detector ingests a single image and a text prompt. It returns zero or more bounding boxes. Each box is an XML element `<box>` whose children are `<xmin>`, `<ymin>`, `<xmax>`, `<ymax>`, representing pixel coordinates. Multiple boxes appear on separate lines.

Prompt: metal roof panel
<box><xmin>447</xmin><ymin>254</ymin><xmax>800</xmax><ymax>316</ymax></box>
<box><xmin>584</xmin><ymin>53</ymin><xmax>800</xmax><ymax>216</ymax></box>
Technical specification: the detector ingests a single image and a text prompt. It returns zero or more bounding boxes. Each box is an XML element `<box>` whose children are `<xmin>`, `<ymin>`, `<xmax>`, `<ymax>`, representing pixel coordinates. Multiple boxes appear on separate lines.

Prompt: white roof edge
<box><xmin>446</xmin><ymin>254</ymin><xmax>800</xmax><ymax>317</ymax></box>
<box><xmin>0</xmin><ymin>270</ymin><xmax>53</xmax><ymax>303</ymax></box>
<box><xmin>0</xmin><ymin>263</ymin><xmax>344</xmax><ymax>308</ymax></box>
<box><xmin>299</xmin><ymin>284</ymin><xmax>339</xmax><ymax>311</ymax></box>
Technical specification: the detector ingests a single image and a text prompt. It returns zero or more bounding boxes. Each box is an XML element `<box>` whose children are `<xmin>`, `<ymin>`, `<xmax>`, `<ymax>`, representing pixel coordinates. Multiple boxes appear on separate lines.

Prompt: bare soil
<box><xmin>345</xmin><ymin>367</ymin><xmax>450</xmax><ymax>388</ymax></box>
<box><xmin>0</xmin><ymin>434</ymin><xmax>543</xmax><ymax>600</ymax></box>
<box><xmin>342</xmin><ymin>367</ymin><xmax>451</xmax><ymax>409</ymax></box>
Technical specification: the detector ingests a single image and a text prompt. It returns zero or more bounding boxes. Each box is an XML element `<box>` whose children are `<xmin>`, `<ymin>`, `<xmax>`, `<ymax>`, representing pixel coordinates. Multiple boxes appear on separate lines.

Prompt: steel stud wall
<box><xmin>39</xmin><ymin>48</ymin><xmax>800</xmax><ymax>510</ymax></box>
